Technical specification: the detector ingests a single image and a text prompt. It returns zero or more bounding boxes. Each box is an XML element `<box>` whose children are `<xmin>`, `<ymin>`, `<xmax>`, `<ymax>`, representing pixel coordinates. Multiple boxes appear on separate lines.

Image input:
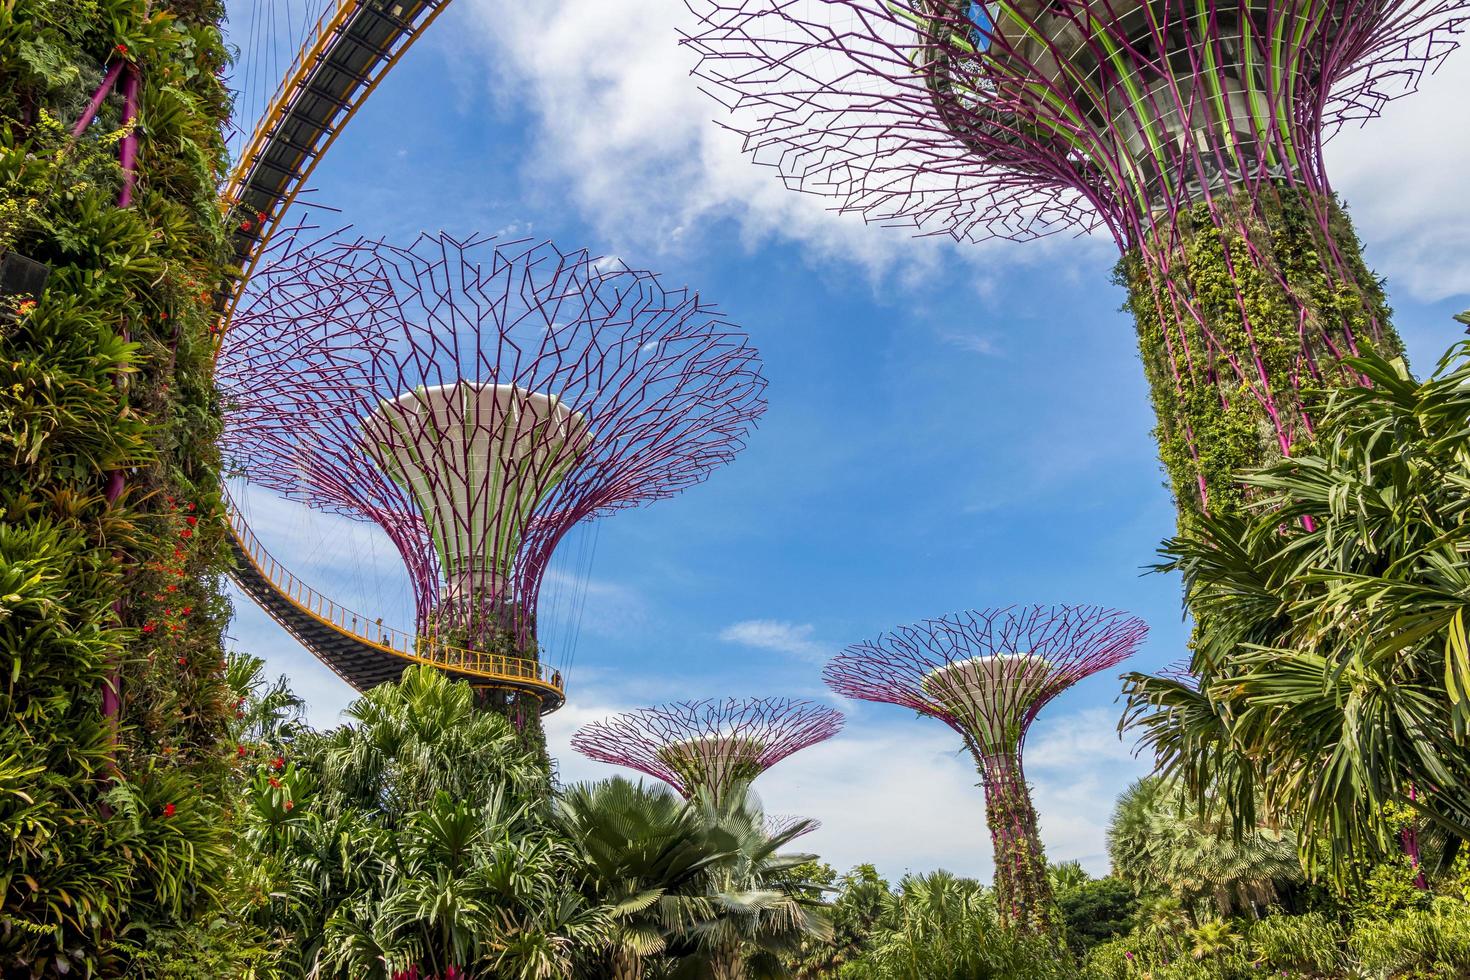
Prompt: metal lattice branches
<box><xmin>572</xmin><ymin>698</ymin><xmax>845</xmax><ymax>802</ymax></box>
<box><xmin>218</xmin><ymin>218</ymin><xmax>391</xmax><ymax>454</ymax></box>
<box><xmin>825</xmin><ymin>605</ymin><xmax>1147</xmax><ymax>760</ymax></box>
<box><xmin>684</xmin><ymin>0</ymin><xmax>1468</xmax><ymax>246</ymax></box>
<box><xmin>220</xmin><ymin>233</ymin><xmax>767</xmax><ymax>655</ymax></box>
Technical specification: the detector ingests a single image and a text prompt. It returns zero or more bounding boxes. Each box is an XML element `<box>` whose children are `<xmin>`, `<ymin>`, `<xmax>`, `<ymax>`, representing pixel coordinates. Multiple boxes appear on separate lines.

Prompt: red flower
<box><xmin>182</xmin><ymin>606</ymin><xmax>192</xmax><ymax>615</ymax></box>
<box><xmin>268</xmin><ymin>777</ymin><xmax>281</xmax><ymax>789</ymax></box>
<box><xmin>167</xmin><ymin>584</ymin><xmax>177</xmax><ymax>593</ymax></box>
<box><xmin>271</xmin><ymin>756</ymin><xmax>285</xmax><ymax>771</ymax></box>
<box><xmin>239</xmin><ymin>219</ymin><xmax>253</xmax><ymax>232</ymax></box>
<box><xmin>180</xmin><ymin>529</ymin><xmax>193</xmax><ymax>539</ymax></box>
<box><xmin>141</xmin><ymin>622</ymin><xmax>156</xmax><ymax>633</ymax></box>
<box><xmin>177</xmin><ymin>657</ymin><xmax>187</xmax><ymax>666</ymax></box>
<box><xmin>283</xmin><ymin>800</ymin><xmax>294</xmax><ymax>812</ymax></box>
<box><xmin>115</xmin><ymin>43</ymin><xmax>128</xmax><ymax>56</ymax></box>
<box><xmin>162</xmin><ymin>803</ymin><xmax>175</xmax><ymax>817</ymax></box>
<box><xmin>187</xmin><ymin>502</ymin><xmax>196</xmax><ymax>512</ymax></box>
<box><xmin>237</xmin><ymin>745</ymin><xmax>247</xmax><ymax>757</ymax></box>
<box><xmin>185</xmin><ymin>516</ymin><xmax>197</xmax><ymax>526</ymax></box>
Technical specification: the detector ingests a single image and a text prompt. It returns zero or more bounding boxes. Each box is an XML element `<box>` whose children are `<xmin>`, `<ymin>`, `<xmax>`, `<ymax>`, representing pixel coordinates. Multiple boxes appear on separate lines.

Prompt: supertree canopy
<box><xmin>219</xmin><ymin>232</ymin><xmax>767</xmax><ymax>721</ymax></box>
<box><xmin>571</xmin><ymin>698</ymin><xmax>845</xmax><ymax>803</ymax></box>
<box><xmin>685</xmin><ymin>0</ymin><xmax>1467</xmax><ymax>521</ymax></box>
<box><xmin>826</xmin><ymin>605</ymin><xmax>1147</xmax><ymax>933</ymax></box>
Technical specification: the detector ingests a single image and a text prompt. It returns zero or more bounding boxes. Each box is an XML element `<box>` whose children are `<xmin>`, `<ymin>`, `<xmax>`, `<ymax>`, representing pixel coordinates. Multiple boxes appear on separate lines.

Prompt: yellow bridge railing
<box><xmin>224</xmin><ymin>492</ymin><xmax>565</xmax><ymax>705</ymax></box>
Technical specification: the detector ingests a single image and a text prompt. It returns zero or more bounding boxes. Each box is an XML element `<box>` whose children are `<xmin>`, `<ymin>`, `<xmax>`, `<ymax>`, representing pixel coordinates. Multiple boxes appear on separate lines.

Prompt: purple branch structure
<box><xmin>218</xmin><ymin>231</ymin><xmax>767</xmax><ymax>715</ymax></box>
<box><xmin>825</xmin><ymin>605</ymin><xmax>1147</xmax><ymax>932</ymax></box>
<box><xmin>684</xmin><ymin>0</ymin><xmax>1466</xmax><ymax>519</ymax></box>
<box><xmin>572</xmin><ymin>698</ymin><xmax>845</xmax><ymax>803</ymax></box>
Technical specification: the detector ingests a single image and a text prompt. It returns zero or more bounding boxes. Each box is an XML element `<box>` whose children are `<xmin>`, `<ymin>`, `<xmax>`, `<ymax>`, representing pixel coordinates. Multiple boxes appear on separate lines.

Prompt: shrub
<box><xmin>1350</xmin><ymin>899</ymin><xmax>1470</xmax><ymax>979</ymax></box>
<box><xmin>1247</xmin><ymin>911</ymin><xmax>1347</xmax><ymax>976</ymax></box>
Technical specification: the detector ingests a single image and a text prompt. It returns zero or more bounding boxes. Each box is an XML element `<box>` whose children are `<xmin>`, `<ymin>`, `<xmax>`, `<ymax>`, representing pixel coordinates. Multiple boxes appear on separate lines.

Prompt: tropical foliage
<box><xmin>1107</xmin><ymin>777</ymin><xmax>1301</xmax><ymax>917</ymax></box>
<box><xmin>224</xmin><ymin>660</ymin><xmax>831</xmax><ymax>979</ymax></box>
<box><xmin>1</xmin><ymin>0</ymin><xmax>236</xmax><ymax>973</ymax></box>
<box><xmin>1123</xmin><ymin>339</ymin><xmax>1470</xmax><ymax>882</ymax></box>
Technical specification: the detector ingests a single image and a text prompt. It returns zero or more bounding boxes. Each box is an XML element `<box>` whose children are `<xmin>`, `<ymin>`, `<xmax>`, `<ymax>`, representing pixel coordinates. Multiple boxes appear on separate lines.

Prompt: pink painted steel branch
<box><xmin>219</xmin><ymin>231</ymin><xmax>768</xmax><ymax>653</ymax></box>
<box><xmin>571</xmin><ymin>697</ymin><xmax>845</xmax><ymax>801</ymax></box>
<box><xmin>825</xmin><ymin>604</ymin><xmax>1147</xmax><ymax>756</ymax></box>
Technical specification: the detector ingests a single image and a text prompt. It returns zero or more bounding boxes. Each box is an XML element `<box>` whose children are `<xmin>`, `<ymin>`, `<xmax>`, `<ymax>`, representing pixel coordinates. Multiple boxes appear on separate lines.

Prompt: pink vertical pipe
<box><xmin>102</xmin><ymin>61</ymin><xmax>140</xmax><ymax>732</ymax></box>
<box><xmin>72</xmin><ymin>61</ymin><xmax>125</xmax><ymax>137</ymax></box>
<box><xmin>117</xmin><ymin>64</ymin><xmax>140</xmax><ymax>208</ymax></box>
<box><xmin>1403</xmin><ymin>784</ymin><xmax>1428</xmax><ymax>889</ymax></box>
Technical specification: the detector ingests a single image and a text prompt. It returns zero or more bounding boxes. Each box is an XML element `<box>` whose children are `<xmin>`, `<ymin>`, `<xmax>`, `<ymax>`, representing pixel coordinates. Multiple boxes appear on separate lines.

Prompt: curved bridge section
<box><xmin>214</xmin><ymin>0</ymin><xmax>569</xmax><ymax>710</ymax></box>
<box><xmin>226</xmin><ymin>499</ymin><xmax>565</xmax><ymax>712</ymax></box>
<box><xmin>220</xmin><ymin>0</ymin><xmax>450</xmax><ymax>321</ymax></box>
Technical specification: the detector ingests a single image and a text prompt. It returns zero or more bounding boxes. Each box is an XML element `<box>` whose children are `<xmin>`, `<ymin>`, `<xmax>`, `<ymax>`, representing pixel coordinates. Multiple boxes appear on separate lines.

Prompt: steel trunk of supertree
<box><xmin>220</xmin><ymin>232</ymin><xmax>767</xmax><ymax>743</ymax></box>
<box><xmin>571</xmin><ymin>698</ymin><xmax>845</xmax><ymax>805</ymax></box>
<box><xmin>825</xmin><ymin>605</ymin><xmax>1148</xmax><ymax>933</ymax></box>
<box><xmin>685</xmin><ymin>0</ymin><xmax>1466</xmax><ymax>522</ymax></box>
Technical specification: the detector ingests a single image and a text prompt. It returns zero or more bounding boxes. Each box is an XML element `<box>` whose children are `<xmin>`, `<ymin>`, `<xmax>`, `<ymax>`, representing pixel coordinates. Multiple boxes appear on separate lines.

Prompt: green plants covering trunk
<box><xmin>0</xmin><ymin>1</ymin><xmax>238</xmax><ymax>972</ymax></box>
<box><xmin>1117</xmin><ymin>187</ymin><xmax>1401</xmax><ymax>526</ymax></box>
<box><xmin>979</xmin><ymin>752</ymin><xmax>1057</xmax><ymax>936</ymax></box>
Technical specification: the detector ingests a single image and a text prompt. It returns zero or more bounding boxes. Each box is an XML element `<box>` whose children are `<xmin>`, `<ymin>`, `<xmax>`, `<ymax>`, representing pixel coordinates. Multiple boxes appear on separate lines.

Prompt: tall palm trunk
<box><xmin>708</xmin><ymin>944</ymin><xmax>744</xmax><ymax>980</ymax></box>
<box><xmin>610</xmin><ymin>948</ymin><xmax>643</xmax><ymax>980</ymax></box>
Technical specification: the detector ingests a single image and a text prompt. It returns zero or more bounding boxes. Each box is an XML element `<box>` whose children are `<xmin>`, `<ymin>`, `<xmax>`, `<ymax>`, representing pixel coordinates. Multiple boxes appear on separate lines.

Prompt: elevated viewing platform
<box><xmin>219</xmin><ymin>0</ymin><xmax>449</xmax><ymax>320</ymax></box>
<box><xmin>224</xmin><ymin>497</ymin><xmax>565</xmax><ymax>712</ymax></box>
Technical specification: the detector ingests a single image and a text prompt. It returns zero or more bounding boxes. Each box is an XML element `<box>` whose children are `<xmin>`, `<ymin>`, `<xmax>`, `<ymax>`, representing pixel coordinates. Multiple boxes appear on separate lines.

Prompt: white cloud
<box><xmin>939</xmin><ymin>330</ymin><xmax>1003</xmax><ymax>357</ymax></box>
<box><xmin>459</xmin><ymin>0</ymin><xmax>984</xmax><ymax>279</ymax></box>
<box><xmin>1324</xmin><ymin>51</ymin><xmax>1470</xmax><ymax>303</ymax></box>
<box><xmin>720</xmin><ymin>619</ymin><xmax>829</xmax><ymax>663</ymax></box>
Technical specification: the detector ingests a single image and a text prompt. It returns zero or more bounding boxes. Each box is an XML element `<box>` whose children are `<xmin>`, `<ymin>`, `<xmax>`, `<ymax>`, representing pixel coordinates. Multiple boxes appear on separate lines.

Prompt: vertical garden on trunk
<box><xmin>0</xmin><ymin>1</ymin><xmax>236</xmax><ymax>972</ymax></box>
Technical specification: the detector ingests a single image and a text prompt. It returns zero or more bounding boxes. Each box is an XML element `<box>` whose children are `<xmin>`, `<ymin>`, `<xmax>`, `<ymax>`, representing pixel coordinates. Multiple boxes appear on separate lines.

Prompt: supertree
<box><xmin>684</xmin><ymin>0</ymin><xmax>1467</xmax><ymax>523</ymax></box>
<box><xmin>218</xmin><ymin>233</ymin><xmax>767</xmax><ymax>733</ymax></box>
<box><xmin>825</xmin><ymin>605</ymin><xmax>1147</xmax><ymax>933</ymax></box>
<box><xmin>572</xmin><ymin>698</ymin><xmax>845</xmax><ymax>804</ymax></box>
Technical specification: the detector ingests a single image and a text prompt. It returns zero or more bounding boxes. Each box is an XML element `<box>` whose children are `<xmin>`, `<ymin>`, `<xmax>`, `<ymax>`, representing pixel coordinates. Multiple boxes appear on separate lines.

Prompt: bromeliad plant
<box><xmin>1</xmin><ymin>0</ymin><xmax>236</xmax><ymax>972</ymax></box>
<box><xmin>1124</xmin><ymin>338</ymin><xmax>1470</xmax><ymax>885</ymax></box>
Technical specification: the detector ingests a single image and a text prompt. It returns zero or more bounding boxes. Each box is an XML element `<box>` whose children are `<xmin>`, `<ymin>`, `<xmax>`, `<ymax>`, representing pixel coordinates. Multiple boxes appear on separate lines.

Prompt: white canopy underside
<box><xmin>359</xmin><ymin>381</ymin><xmax>587</xmax><ymax>601</ymax></box>
<box><xmin>922</xmin><ymin>653</ymin><xmax>1054</xmax><ymax>753</ymax></box>
<box><xmin>657</xmin><ymin>734</ymin><xmax>766</xmax><ymax>791</ymax></box>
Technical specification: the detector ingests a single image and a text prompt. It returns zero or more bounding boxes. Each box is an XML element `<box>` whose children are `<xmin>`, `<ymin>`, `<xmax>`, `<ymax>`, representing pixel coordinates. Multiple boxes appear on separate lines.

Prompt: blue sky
<box><xmin>222</xmin><ymin>0</ymin><xmax>1470</xmax><ymax>881</ymax></box>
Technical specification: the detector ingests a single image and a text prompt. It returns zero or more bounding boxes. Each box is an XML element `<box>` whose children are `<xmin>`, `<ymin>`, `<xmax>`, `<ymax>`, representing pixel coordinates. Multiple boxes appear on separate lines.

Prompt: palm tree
<box><xmin>319</xmin><ymin>665</ymin><xmax>548</xmax><ymax>821</ymax></box>
<box><xmin>1136</xmin><ymin>895</ymin><xmax>1191</xmax><ymax>950</ymax></box>
<box><xmin>225</xmin><ymin>652</ymin><xmax>307</xmax><ymax>751</ymax></box>
<box><xmin>1046</xmin><ymin>861</ymin><xmax>1090</xmax><ymax>895</ymax></box>
<box><xmin>674</xmin><ymin>786</ymin><xmax>832</xmax><ymax>980</ymax></box>
<box><xmin>233</xmin><ymin>665</ymin><xmax>609</xmax><ymax>978</ymax></box>
<box><xmin>1187</xmin><ymin>919</ymin><xmax>1241</xmax><ymax>961</ymax></box>
<box><xmin>1108</xmin><ymin>778</ymin><xmax>1301</xmax><ymax>918</ymax></box>
<box><xmin>555</xmin><ymin>778</ymin><xmax>727</xmax><ymax>980</ymax></box>
<box><xmin>1124</xmin><ymin>340</ymin><xmax>1470</xmax><ymax>883</ymax></box>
